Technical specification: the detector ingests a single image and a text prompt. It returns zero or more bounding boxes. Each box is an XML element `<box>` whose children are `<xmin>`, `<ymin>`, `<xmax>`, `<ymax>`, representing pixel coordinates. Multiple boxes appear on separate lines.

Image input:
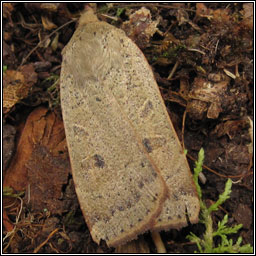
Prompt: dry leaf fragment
<box><xmin>207</xmin><ymin>102</ymin><xmax>222</xmax><ymax>119</ymax></box>
<box><xmin>3</xmin><ymin>41</ymin><xmax>16</xmax><ymax>66</ymax></box>
<box><xmin>41</xmin><ymin>15</ymin><xmax>57</xmax><ymax>30</ymax></box>
<box><xmin>34</xmin><ymin>61</ymin><xmax>52</xmax><ymax>72</ymax></box>
<box><xmin>24</xmin><ymin>3</ymin><xmax>60</xmax><ymax>13</ymax></box>
<box><xmin>242</xmin><ymin>3</ymin><xmax>253</xmax><ymax>29</ymax></box>
<box><xmin>3</xmin><ymin>124</ymin><xmax>16</xmax><ymax>172</ymax></box>
<box><xmin>40</xmin><ymin>3</ymin><xmax>60</xmax><ymax>12</ymax></box>
<box><xmin>121</xmin><ymin>7</ymin><xmax>160</xmax><ymax>49</ymax></box>
<box><xmin>195</xmin><ymin>3</ymin><xmax>213</xmax><ymax>21</ymax></box>
<box><xmin>247</xmin><ymin>116</ymin><xmax>253</xmax><ymax>155</ymax></box>
<box><xmin>175</xmin><ymin>7</ymin><xmax>201</xmax><ymax>31</ymax></box>
<box><xmin>186</xmin><ymin>99</ymin><xmax>208</xmax><ymax>120</ymax></box>
<box><xmin>3</xmin><ymin>64</ymin><xmax>37</xmax><ymax>114</ymax></box>
<box><xmin>4</xmin><ymin>107</ymin><xmax>68</xmax><ymax>192</ymax></box>
<box><xmin>26</xmin><ymin>145</ymin><xmax>70</xmax><ymax>214</ymax></box>
<box><xmin>3</xmin><ymin>3</ymin><xmax>14</xmax><ymax>19</ymax></box>
<box><xmin>187</xmin><ymin>76</ymin><xmax>229</xmax><ymax>119</ymax></box>
<box><xmin>212</xmin><ymin>119</ymin><xmax>249</xmax><ymax>139</ymax></box>
<box><xmin>51</xmin><ymin>32</ymin><xmax>59</xmax><ymax>51</ymax></box>
<box><xmin>3</xmin><ymin>107</ymin><xmax>69</xmax><ymax>235</ymax></box>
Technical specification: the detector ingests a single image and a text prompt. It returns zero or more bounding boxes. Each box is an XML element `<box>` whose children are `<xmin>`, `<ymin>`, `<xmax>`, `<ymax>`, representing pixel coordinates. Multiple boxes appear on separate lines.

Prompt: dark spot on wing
<box><xmin>138</xmin><ymin>181</ymin><xmax>144</xmax><ymax>188</ymax></box>
<box><xmin>142</xmin><ymin>138</ymin><xmax>152</xmax><ymax>153</ymax></box>
<box><xmin>94</xmin><ymin>154</ymin><xmax>105</xmax><ymax>168</ymax></box>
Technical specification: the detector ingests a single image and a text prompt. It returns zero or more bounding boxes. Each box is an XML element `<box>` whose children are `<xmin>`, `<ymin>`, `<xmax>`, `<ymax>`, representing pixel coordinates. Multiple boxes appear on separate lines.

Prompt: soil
<box><xmin>3</xmin><ymin>3</ymin><xmax>253</xmax><ymax>253</ymax></box>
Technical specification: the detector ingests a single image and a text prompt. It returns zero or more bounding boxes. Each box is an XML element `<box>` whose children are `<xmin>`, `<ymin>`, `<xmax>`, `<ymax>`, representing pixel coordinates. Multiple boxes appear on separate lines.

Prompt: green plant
<box><xmin>3</xmin><ymin>65</ymin><xmax>8</xmax><ymax>72</ymax></box>
<box><xmin>116</xmin><ymin>7</ymin><xmax>125</xmax><ymax>17</ymax></box>
<box><xmin>162</xmin><ymin>44</ymin><xmax>186</xmax><ymax>58</ymax></box>
<box><xmin>187</xmin><ymin>148</ymin><xmax>253</xmax><ymax>253</ymax></box>
<box><xmin>3</xmin><ymin>186</ymin><xmax>24</xmax><ymax>198</ymax></box>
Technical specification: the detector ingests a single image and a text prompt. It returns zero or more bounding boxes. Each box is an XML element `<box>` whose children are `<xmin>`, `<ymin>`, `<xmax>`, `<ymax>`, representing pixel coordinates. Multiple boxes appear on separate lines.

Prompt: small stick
<box><xmin>187</xmin><ymin>154</ymin><xmax>253</xmax><ymax>179</ymax></box>
<box><xmin>33</xmin><ymin>228</ymin><xmax>60</xmax><ymax>253</ymax></box>
<box><xmin>167</xmin><ymin>60</ymin><xmax>179</xmax><ymax>80</ymax></box>
<box><xmin>19</xmin><ymin>19</ymin><xmax>76</xmax><ymax>68</ymax></box>
<box><xmin>151</xmin><ymin>231</ymin><xmax>167</xmax><ymax>253</ymax></box>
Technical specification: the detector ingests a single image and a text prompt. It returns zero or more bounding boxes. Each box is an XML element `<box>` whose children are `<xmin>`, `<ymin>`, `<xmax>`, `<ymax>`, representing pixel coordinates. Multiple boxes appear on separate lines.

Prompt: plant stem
<box><xmin>151</xmin><ymin>231</ymin><xmax>166</xmax><ymax>253</ymax></box>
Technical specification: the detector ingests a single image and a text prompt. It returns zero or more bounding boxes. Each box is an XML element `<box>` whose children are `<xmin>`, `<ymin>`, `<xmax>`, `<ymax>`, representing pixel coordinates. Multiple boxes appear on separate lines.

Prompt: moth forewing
<box><xmin>60</xmin><ymin>22</ymin><xmax>167</xmax><ymax>247</ymax></box>
<box><xmin>60</xmin><ymin>9</ymin><xmax>199</xmax><ymax>247</ymax></box>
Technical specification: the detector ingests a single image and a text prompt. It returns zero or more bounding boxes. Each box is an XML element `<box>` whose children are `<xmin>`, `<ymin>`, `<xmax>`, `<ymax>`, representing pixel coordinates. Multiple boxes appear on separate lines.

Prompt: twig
<box><xmin>3</xmin><ymin>197</ymin><xmax>24</xmax><ymax>252</ymax></box>
<box><xmin>181</xmin><ymin>108</ymin><xmax>187</xmax><ymax>150</ymax></box>
<box><xmin>181</xmin><ymin>109</ymin><xmax>208</xmax><ymax>183</ymax></box>
<box><xmin>151</xmin><ymin>231</ymin><xmax>167</xmax><ymax>253</ymax></box>
<box><xmin>3</xmin><ymin>197</ymin><xmax>23</xmax><ymax>243</ymax></box>
<box><xmin>187</xmin><ymin>154</ymin><xmax>253</xmax><ymax>179</ymax></box>
<box><xmin>214</xmin><ymin>39</ymin><xmax>219</xmax><ymax>54</ymax></box>
<box><xmin>27</xmin><ymin>184</ymin><xmax>30</xmax><ymax>204</ymax></box>
<box><xmin>167</xmin><ymin>60</ymin><xmax>179</xmax><ymax>80</ymax></box>
<box><xmin>187</xmin><ymin>47</ymin><xmax>206</xmax><ymax>55</ymax></box>
<box><xmin>223</xmin><ymin>68</ymin><xmax>236</xmax><ymax>79</ymax></box>
<box><xmin>100</xmin><ymin>13</ymin><xmax>118</xmax><ymax>21</ymax></box>
<box><xmin>33</xmin><ymin>228</ymin><xmax>60</xmax><ymax>253</ymax></box>
<box><xmin>113</xmin><ymin>3</ymin><xmax>196</xmax><ymax>13</ymax></box>
<box><xmin>19</xmin><ymin>19</ymin><xmax>76</xmax><ymax>68</ymax></box>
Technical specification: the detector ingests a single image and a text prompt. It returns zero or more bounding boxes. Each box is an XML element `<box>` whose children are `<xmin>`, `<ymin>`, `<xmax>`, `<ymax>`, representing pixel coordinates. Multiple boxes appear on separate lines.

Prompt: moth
<box><xmin>60</xmin><ymin>8</ymin><xmax>199</xmax><ymax>247</ymax></box>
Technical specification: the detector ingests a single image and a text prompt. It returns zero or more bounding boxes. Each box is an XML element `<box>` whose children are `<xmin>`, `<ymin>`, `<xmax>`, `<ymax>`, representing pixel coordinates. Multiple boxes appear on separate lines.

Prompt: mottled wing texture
<box><xmin>60</xmin><ymin>22</ymin><xmax>167</xmax><ymax>247</ymax></box>
<box><xmin>60</xmin><ymin>13</ymin><xmax>200</xmax><ymax>247</ymax></box>
<box><xmin>95</xmin><ymin>23</ymin><xmax>200</xmax><ymax>230</ymax></box>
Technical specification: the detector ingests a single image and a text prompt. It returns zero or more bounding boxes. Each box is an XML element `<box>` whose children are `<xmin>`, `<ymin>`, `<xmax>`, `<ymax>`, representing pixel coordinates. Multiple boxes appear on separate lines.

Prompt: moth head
<box><xmin>79</xmin><ymin>6</ymin><xmax>99</xmax><ymax>27</ymax></box>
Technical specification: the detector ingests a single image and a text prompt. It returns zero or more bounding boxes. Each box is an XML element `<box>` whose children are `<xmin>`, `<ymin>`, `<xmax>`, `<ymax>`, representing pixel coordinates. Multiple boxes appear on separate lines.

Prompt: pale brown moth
<box><xmin>60</xmin><ymin>8</ymin><xmax>200</xmax><ymax>247</ymax></box>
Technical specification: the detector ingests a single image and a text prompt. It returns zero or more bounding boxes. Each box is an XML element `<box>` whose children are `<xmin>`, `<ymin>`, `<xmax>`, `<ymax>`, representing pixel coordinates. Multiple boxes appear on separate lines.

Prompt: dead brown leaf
<box><xmin>3</xmin><ymin>41</ymin><xmax>16</xmax><ymax>66</ymax></box>
<box><xmin>3</xmin><ymin>3</ymin><xmax>14</xmax><ymax>19</ymax></box>
<box><xmin>121</xmin><ymin>7</ymin><xmax>160</xmax><ymax>49</ymax></box>
<box><xmin>211</xmin><ymin>119</ymin><xmax>249</xmax><ymax>139</ymax></box>
<box><xmin>4</xmin><ymin>107</ymin><xmax>68</xmax><ymax>192</ymax></box>
<box><xmin>25</xmin><ymin>145</ymin><xmax>70</xmax><ymax>214</ymax></box>
<box><xmin>195</xmin><ymin>3</ymin><xmax>210</xmax><ymax>18</ymax></box>
<box><xmin>40</xmin><ymin>3</ymin><xmax>60</xmax><ymax>12</ymax></box>
<box><xmin>212</xmin><ymin>8</ymin><xmax>231</xmax><ymax>25</ymax></box>
<box><xmin>3</xmin><ymin>64</ymin><xmax>37</xmax><ymax>114</ymax></box>
<box><xmin>41</xmin><ymin>15</ymin><xmax>57</xmax><ymax>30</ymax></box>
<box><xmin>186</xmin><ymin>99</ymin><xmax>208</xmax><ymax>120</ymax></box>
<box><xmin>24</xmin><ymin>3</ymin><xmax>60</xmax><ymax>13</ymax></box>
<box><xmin>242</xmin><ymin>3</ymin><xmax>253</xmax><ymax>30</ymax></box>
<box><xmin>3</xmin><ymin>107</ymin><xmax>70</xmax><ymax>234</ymax></box>
<box><xmin>187</xmin><ymin>76</ymin><xmax>229</xmax><ymax>119</ymax></box>
<box><xmin>3</xmin><ymin>124</ymin><xmax>16</xmax><ymax>172</ymax></box>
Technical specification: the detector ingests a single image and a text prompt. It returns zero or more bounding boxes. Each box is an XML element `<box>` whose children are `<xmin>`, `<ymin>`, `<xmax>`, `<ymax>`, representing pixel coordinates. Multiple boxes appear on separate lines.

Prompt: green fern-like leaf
<box><xmin>193</xmin><ymin>148</ymin><xmax>204</xmax><ymax>200</ymax></box>
<box><xmin>213</xmin><ymin>214</ymin><xmax>243</xmax><ymax>238</ymax></box>
<box><xmin>186</xmin><ymin>148</ymin><xmax>253</xmax><ymax>253</ymax></box>
<box><xmin>208</xmin><ymin>179</ymin><xmax>232</xmax><ymax>213</ymax></box>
